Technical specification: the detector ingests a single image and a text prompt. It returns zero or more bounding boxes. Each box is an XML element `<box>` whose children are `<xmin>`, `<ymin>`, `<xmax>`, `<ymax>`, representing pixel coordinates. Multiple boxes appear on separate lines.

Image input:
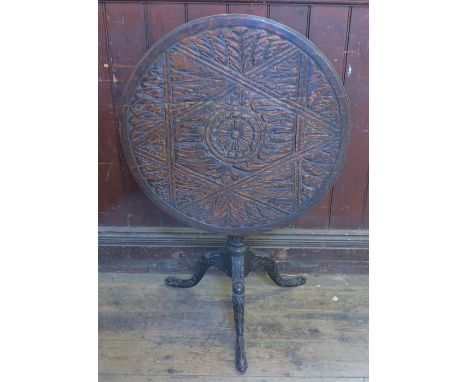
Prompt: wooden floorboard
<box><xmin>99</xmin><ymin>272</ymin><xmax>368</xmax><ymax>380</ymax></box>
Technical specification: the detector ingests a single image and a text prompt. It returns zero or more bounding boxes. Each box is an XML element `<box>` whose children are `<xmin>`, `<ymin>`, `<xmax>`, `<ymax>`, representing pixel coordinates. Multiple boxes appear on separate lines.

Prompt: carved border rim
<box><xmin>119</xmin><ymin>14</ymin><xmax>350</xmax><ymax>235</ymax></box>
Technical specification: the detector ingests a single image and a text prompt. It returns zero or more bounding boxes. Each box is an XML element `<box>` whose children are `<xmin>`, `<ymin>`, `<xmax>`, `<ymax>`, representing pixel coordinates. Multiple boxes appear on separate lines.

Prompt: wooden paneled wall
<box><xmin>98</xmin><ymin>0</ymin><xmax>369</xmax><ymax>230</ymax></box>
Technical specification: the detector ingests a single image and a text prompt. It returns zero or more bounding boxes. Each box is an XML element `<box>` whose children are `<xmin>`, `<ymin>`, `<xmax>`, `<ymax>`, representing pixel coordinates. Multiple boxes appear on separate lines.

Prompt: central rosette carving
<box><xmin>206</xmin><ymin>108</ymin><xmax>262</xmax><ymax>163</ymax></box>
<box><xmin>205</xmin><ymin>89</ymin><xmax>264</xmax><ymax>164</ymax></box>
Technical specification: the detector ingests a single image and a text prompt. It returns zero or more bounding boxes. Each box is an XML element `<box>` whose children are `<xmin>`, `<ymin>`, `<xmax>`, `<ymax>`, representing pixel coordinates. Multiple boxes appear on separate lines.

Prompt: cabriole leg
<box><xmin>165</xmin><ymin>249</ymin><xmax>226</xmax><ymax>288</ymax></box>
<box><xmin>250</xmin><ymin>249</ymin><xmax>306</xmax><ymax>287</ymax></box>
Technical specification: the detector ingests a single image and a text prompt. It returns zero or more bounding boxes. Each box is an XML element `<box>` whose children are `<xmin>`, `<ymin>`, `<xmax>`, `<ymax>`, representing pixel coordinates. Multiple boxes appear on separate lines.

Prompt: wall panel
<box><xmin>98</xmin><ymin>3</ymin><xmax>127</xmax><ymax>225</ymax></box>
<box><xmin>98</xmin><ymin>163</ymin><xmax>126</xmax><ymax>225</ymax></box>
<box><xmin>187</xmin><ymin>3</ymin><xmax>227</xmax><ymax>21</ymax></box>
<box><xmin>105</xmin><ymin>2</ymin><xmax>163</xmax><ymax>226</ymax></box>
<box><xmin>269</xmin><ymin>4</ymin><xmax>309</xmax><ymax>36</ymax></box>
<box><xmin>329</xmin><ymin>6</ymin><xmax>369</xmax><ymax>228</ymax></box>
<box><xmin>228</xmin><ymin>3</ymin><xmax>267</xmax><ymax>17</ymax></box>
<box><xmin>362</xmin><ymin>171</ymin><xmax>369</xmax><ymax>229</ymax></box>
<box><xmin>146</xmin><ymin>3</ymin><xmax>186</xmax><ymax>47</ymax></box>
<box><xmin>309</xmin><ymin>5</ymin><xmax>350</xmax><ymax>78</ymax></box>
<box><xmin>99</xmin><ymin>4</ymin><xmax>120</xmax><ymax>164</ymax></box>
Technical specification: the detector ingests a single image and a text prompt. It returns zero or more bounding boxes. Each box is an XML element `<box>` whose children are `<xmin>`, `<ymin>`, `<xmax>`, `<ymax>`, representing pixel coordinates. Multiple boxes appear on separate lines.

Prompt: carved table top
<box><xmin>120</xmin><ymin>15</ymin><xmax>349</xmax><ymax>234</ymax></box>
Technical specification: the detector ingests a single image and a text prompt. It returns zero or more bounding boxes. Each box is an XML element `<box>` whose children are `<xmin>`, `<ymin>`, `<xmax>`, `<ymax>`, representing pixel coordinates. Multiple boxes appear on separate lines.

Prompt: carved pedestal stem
<box><xmin>227</xmin><ymin>236</ymin><xmax>248</xmax><ymax>373</ymax></box>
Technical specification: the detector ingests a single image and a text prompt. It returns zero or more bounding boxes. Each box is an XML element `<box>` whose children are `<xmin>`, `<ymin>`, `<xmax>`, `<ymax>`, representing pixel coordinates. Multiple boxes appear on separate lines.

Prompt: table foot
<box><xmin>165</xmin><ymin>249</ymin><xmax>227</xmax><ymax>288</ymax></box>
<box><xmin>250</xmin><ymin>250</ymin><xmax>307</xmax><ymax>287</ymax></box>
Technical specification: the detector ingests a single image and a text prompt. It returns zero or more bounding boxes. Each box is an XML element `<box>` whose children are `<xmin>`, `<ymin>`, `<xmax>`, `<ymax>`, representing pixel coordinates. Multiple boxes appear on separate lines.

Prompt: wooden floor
<box><xmin>99</xmin><ymin>271</ymin><xmax>368</xmax><ymax>381</ymax></box>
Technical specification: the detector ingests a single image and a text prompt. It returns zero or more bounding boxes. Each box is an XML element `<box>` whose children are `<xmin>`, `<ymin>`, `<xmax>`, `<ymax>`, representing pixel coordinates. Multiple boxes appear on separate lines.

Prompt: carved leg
<box><xmin>165</xmin><ymin>250</ymin><xmax>226</xmax><ymax>288</ymax></box>
<box><xmin>231</xmin><ymin>252</ymin><xmax>248</xmax><ymax>373</ymax></box>
<box><xmin>250</xmin><ymin>250</ymin><xmax>306</xmax><ymax>287</ymax></box>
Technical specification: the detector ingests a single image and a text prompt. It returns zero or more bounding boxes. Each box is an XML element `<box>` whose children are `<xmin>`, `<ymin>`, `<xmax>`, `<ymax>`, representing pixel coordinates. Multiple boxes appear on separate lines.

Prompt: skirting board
<box><xmin>99</xmin><ymin>226</ymin><xmax>368</xmax><ymax>249</ymax></box>
<box><xmin>99</xmin><ymin>227</ymin><xmax>368</xmax><ymax>274</ymax></box>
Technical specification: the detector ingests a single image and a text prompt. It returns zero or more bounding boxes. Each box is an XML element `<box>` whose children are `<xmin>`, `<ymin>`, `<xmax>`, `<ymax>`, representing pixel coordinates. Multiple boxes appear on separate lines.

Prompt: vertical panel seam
<box><xmin>360</xmin><ymin>167</ymin><xmax>369</xmax><ymax>229</ymax></box>
<box><xmin>306</xmin><ymin>5</ymin><xmax>311</xmax><ymax>39</ymax></box>
<box><xmin>143</xmin><ymin>2</ymin><xmax>149</xmax><ymax>50</ymax></box>
<box><xmin>102</xmin><ymin>2</ymin><xmax>130</xmax><ymax>226</ymax></box>
<box><xmin>327</xmin><ymin>187</ymin><xmax>334</xmax><ymax>229</ymax></box>
<box><xmin>342</xmin><ymin>6</ymin><xmax>353</xmax><ymax>85</ymax></box>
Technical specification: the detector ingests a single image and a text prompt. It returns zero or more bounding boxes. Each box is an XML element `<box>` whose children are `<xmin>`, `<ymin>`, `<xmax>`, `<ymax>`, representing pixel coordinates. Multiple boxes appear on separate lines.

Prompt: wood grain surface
<box><xmin>187</xmin><ymin>3</ymin><xmax>227</xmax><ymax>20</ymax></box>
<box><xmin>228</xmin><ymin>3</ymin><xmax>268</xmax><ymax>17</ymax></box>
<box><xmin>269</xmin><ymin>4</ymin><xmax>309</xmax><ymax>36</ymax></box>
<box><xmin>98</xmin><ymin>4</ymin><xmax>127</xmax><ymax>225</ymax></box>
<box><xmin>99</xmin><ymin>272</ymin><xmax>368</xmax><ymax>380</ymax></box>
<box><xmin>105</xmin><ymin>1</ymin><xmax>164</xmax><ymax>226</ymax></box>
<box><xmin>329</xmin><ymin>6</ymin><xmax>369</xmax><ymax>228</ymax></box>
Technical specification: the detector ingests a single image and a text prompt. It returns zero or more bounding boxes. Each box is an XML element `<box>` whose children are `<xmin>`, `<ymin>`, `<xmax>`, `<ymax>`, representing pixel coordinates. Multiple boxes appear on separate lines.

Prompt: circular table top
<box><xmin>120</xmin><ymin>14</ymin><xmax>349</xmax><ymax>234</ymax></box>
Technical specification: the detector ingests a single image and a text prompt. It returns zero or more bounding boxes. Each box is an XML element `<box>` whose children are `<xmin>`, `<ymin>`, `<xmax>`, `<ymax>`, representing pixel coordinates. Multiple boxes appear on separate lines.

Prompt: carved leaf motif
<box><xmin>202</xmin><ymin>192</ymin><xmax>284</xmax><ymax>228</ymax></box>
<box><xmin>304</xmin><ymin>59</ymin><xmax>341</xmax><ymax>127</ymax></box>
<box><xmin>170</xmin><ymin>50</ymin><xmax>228</xmax><ymax>105</ymax></box>
<box><xmin>300</xmin><ymin>137</ymin><xmax>340</xmax><ymax>202</ymax></box>
<box><xmin>249</xmin><ymin>51</ymin><xmax>301</xmax><ymax>100</ymax></box>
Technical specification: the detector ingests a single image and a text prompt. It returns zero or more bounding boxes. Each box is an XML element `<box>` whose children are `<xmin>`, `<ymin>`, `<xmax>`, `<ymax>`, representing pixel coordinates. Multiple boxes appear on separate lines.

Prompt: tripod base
<box><xmin>165</xmin><ymin>236</ymin><xmax>306</xmax><ymax>373</ymax></box>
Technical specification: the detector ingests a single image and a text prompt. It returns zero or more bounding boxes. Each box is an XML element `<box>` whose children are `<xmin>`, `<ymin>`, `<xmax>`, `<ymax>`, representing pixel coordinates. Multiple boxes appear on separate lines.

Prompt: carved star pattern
<box><xmin>127</xmin><ymin>26</ymin><xmax>343</xmax><ymax>229</ymax></box>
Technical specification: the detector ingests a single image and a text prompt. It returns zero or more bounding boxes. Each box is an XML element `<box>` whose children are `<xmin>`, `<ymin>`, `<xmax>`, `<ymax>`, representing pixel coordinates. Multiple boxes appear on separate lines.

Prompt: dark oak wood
<box><xmin>119</xmin><ymin>14</ymin><xmax>349</xmax><ymax>234</ymax></box>
<box><xmin>144</xmin><ymin>2</ymin><xmax>189</xmax><ymax>226</ymax></box>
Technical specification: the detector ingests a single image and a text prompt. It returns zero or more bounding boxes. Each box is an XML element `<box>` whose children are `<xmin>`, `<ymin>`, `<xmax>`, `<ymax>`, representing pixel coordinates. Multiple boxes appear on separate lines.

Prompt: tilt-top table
<box><xmin>119</xmin><ymin>14</ymin><xmax>349</xmax><ymax>373</ymax></box>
